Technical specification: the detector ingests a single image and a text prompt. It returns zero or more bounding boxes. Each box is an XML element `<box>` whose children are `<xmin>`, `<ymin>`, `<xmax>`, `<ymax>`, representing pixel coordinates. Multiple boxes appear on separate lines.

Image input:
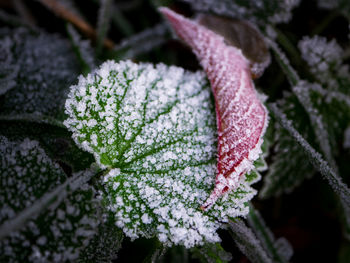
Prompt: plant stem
<box><xmin>228</xmin><ymin>219</ymin><xmax>273</xmax><ymax>263</ymax></box>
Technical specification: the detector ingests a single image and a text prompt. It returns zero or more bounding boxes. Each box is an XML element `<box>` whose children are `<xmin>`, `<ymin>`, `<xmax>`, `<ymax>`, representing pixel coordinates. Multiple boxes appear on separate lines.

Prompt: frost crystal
<box><xmin>0</xmin><ymin>136</ymin><xmax>99</xmax><ymax>262</ymax></box>
<box><xmin>181</xmin><ymin>0</ymin><xmax>300</xmax><ymax>25</ymax></box>
<box><xmin>298</xmin><ymin>36</ymin><xmax>349</xmax><ymax>87</ymax></box>
<box><xmin>160</xmin><ymin>8</ymin><xmax>268</xmax><ymax>209</ymax></box>
<box><xmin>0</xmin><ymin>28</ymin><xmax>79</xmax><ymax>119</ymax></box>
<box><xmin>64</xmin><ymin>60</ymin><xmax>262</xmax><ymax>248</ymax></box>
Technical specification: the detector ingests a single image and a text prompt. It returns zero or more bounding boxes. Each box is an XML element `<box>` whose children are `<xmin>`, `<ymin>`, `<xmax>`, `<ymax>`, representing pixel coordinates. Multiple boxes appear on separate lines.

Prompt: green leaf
<box><xmin>64</xmin><ymin>60</ymin><xmax>263</xmax><ymax>248</ymax></box>
<box><xmin>0</xmin><ymin>136</ymin><xmax>100</xmax><ymax>262</ymax></box>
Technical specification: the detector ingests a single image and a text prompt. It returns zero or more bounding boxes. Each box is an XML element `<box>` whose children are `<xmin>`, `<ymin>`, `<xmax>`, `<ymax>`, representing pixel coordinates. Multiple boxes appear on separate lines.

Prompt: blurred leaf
<box><xmin>113</xmin><ymin>22</ymin><xmax>169</xmax><ymax>60</ymax></box>
<box><xmin>67</xmin><ymin>23</ymin><xmax>96</xmax><ymax>75</ymax></box>
<box><xmin>268</xmin><ymin>103</ymin><xmax>350</xmax><ymax>210</ymax></box>
<box><xmin>0</xmin><ymin>27</ymin><xmax>80</xmax><ymax>120</ymax></box>
<box><xmin>96</xmin><ymin>0</ymin><xmax>113</xmax><ymax>55</ymax></box>
<box><xmin>229</xmin><ymin>219</ymin><xmax>273</xmax><ymax>263</ymax></box>
<box><xmin>78</xmin><ymin>213</ymin><xmax>124</xmax><ymax>263</ymax></box>
<box><xmin>0</xmin><ymin>136</ymin><xmax>100</xmax><ymax>262</ymax></box>
<box><xmin>247</xmin><ymin>205</ymin><xmax>293</xmax><ymax>263</ymax></box>
<box><xmin>181</xmin><ymin>0</ymin><xmax>301</xmax><ymax>25</ymax></box>
<box><xmin>260</xmin><ymin>94</ymin><xmax>315</xmax><ymax>198</ymax></box>
<box><xmin>191</xmin><ymin>243</ymin><xmax>232</xmax><ymax>263</ymax></box>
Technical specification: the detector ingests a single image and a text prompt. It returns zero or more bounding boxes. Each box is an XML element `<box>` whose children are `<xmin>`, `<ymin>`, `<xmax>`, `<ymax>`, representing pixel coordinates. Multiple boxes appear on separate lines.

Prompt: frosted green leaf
<box><xmin>0</xmin><ymin>27</ymin><xmax>80</xmax><ymax>119</ymax></box>
<box><xmin>298</xmin><ymin>36</ymin><xmax>350</xmax><ymax>90</ymax></box>
<box><xmin>260</xmin><ymin>94</ymin><xmax>315</xmax><ymax>198</ymax></box>
<box><xmin>78</xmin><ymin>213</ymin><xmax>124</xmax><ymax>263</ymax></box>
<box><xmin>64</xmin><ymin>60</ymin><xmax>262</xmax><ymax>248</ymax></box>
<box><xmin>0</xmin><ymin>136</ymin><xmax>99</xmax><ymax>262</ymax></box>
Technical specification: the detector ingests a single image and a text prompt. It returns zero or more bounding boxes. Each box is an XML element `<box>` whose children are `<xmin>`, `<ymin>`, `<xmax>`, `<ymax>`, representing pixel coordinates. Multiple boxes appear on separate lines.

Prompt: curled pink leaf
<box><xmin>160</xmin><ymin>7</ymin><xmax>268</xmax><ymax>210</ymax></box>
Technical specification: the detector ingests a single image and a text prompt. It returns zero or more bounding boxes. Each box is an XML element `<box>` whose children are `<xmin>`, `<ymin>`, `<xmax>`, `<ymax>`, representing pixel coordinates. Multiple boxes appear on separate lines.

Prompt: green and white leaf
<box><xmin>64</xmin><ymin>60</ymin><xmax>263</xmax><ymax>248</ymax></box>
<box><xmin>0</xmin><ymin>136</ymin><xmax>100</xmax><ymax>262</ymax></box>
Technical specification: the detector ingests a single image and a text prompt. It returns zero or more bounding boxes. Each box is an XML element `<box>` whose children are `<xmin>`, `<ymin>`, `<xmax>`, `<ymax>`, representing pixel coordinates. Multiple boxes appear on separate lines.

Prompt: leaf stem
<box><xmin>0</xmin><ymin>113</ymin><xmax>65</xmax><ymax>128</ymax></box>
<box><xmin>228</xmin><ymin>219</ymin><xmax>273</xmax><ymax>263</ymax></box>
<box><xmin>248</xmin><ymin>204</ymin><xmax>290</xmax><ymax>263</ymax></box>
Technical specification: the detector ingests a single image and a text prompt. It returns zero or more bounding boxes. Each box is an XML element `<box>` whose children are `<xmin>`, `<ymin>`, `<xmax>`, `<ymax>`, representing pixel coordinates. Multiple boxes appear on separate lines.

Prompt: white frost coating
<box><xmin>0</xmin><ymin>27</ymin><xmax>79</xmax><ymax>117</ymax></box>
<box><xmin>182</xmin><ymin>0</ymin><xmax>300</xmax><ymax>24</ymax></box>
<box><xmin>0</xmin><ymin>136</ymin><xmax>99</xmax><ymax>262</ymax></box>
<box><xmin>64</xmin><ymin>60</ymin><xmax>263</xmax><ymax>248</ymax></box>
<box><xmin>298</xmin><ymin>35</ymin><xmax>350</xmax><ymax>88</ymax></box>
<box><xmin>293</xmin><ymin>81</ymin><xmax>336</xmax><ymax>170</ymax></box>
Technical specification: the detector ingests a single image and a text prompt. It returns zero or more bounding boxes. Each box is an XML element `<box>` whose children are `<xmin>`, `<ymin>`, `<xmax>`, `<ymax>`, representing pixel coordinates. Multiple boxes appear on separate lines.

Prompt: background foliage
<box><xmin>0</xmin><ymin>0</ymin><xmax>350</xmax><ymax>262</ymax></box>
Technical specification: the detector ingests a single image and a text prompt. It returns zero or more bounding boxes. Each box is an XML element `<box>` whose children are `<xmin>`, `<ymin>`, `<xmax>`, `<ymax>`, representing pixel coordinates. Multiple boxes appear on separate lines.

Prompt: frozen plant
<box><xmin>64</xmin><ymin>60</ymin><xmax>266</xmax><ymax>248</ymax></box>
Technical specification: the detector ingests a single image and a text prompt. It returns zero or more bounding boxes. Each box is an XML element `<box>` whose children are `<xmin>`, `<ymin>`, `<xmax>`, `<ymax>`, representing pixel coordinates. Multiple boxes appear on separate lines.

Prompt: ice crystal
<box><xmin>298</xmin><ymin>36</ymin><xmax>349</xmax><ymax>88</ymax></box>
<box><xmin>293</xmin><ymin>81</ymin><xmax>336</xmax><ymax>169</ymax></box>
<box><xmin>0</xmin><ymin>136</ymin><xmax>99</xmax><ymax>262</ymax></box>
<box><xmin>260</xmin><ymin>94</ymin><xmax>315</xmax><ymax>198</ymax></box>
<box><xmin>229</xmin><ymin>220</ymin><xmax>273</xmax><ymax>263</ymax></box>
<box><xmin>196</xmin><ymin>14</ymin><xmax>271</xmax><ymax>77</ymax></box>
<box><xmin>269</xmin><ymin>103</ymin><xmax>350</xmax><ymax>209</ymax></box>
<box><xmin>64</xmin><ymin>60</ymin><xmax>262</xmax><ymax>248</ymax></box>
<box><xmin>160</xmin><ymin>8</ymin><xmax>268</xmax><ymax>209</ymax></box>
<box><xmin>0</xmin><ymin>27</ymin><xmax>80</xmax><ymax>119</ymax></box>
<box><xmin>181</xmin><ymin>0</ymin><xmax>300</xmax><ymax>25</ymax></box>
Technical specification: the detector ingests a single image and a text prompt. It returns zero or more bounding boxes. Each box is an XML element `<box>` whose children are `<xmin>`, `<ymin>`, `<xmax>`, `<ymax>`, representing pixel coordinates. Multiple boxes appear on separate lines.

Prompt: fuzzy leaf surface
<box><xmin>0</xmin><ymin>27</ymin><xmax>80</xmax><ymax>120</ymax></box>
<box><xmin>0</xmin><ymin>136</ymin><xmax>99</xmax><ymax>262</ymax></box>
<box><xmin>64</xmin><ymin>60</ymin><xmax>262</xmax><ymax>248</ymax></box>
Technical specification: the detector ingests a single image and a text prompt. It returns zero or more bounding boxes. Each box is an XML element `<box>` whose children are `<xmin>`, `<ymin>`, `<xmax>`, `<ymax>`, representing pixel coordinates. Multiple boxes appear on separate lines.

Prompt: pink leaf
<box><xmin>159</xmin><ymin>7</ymin><xmax>268</xmax><ymax>210</ymax></box>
